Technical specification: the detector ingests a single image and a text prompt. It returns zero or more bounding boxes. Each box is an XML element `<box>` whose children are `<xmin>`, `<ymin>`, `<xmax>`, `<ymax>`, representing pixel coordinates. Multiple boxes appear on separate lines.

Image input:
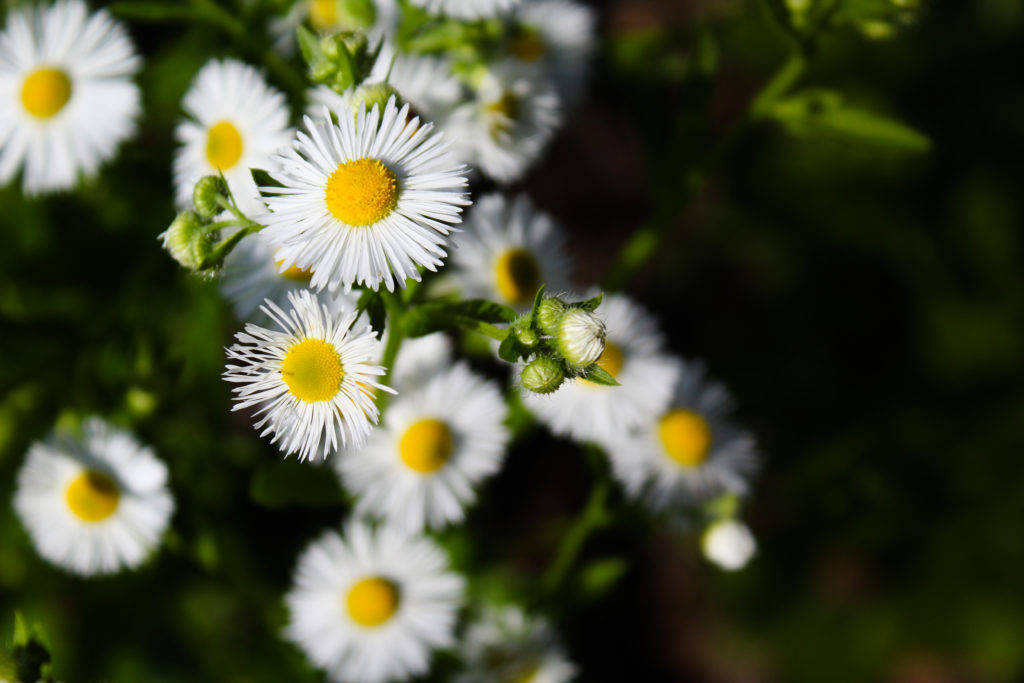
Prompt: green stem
<box><xmin>453</xmin><ymin>316</ymin><xmax>508</xmax><ymax>342</ymax></box>
<box><xmin>198</xmin><ymin>220</ymin><xmax>261</xmax><ymax>270</ymax></box>
<box><xmin>540</xmin><ymin>479</ymin><xmax>611</xmax><ymax>595</ymax></box>
<box><xmin>749</xmin><ymin>50</ymin><xmax>806</xmax><ymax>119</ymax></box>
<box><xmin>377</xmin><ymin>290</ymin><xmax>406</xmax><ymax>407</ymax></box>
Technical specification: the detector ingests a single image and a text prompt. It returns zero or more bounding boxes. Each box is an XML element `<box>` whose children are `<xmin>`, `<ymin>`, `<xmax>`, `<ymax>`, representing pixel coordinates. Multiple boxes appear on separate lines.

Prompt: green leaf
<box><xmin>575</xmin><ymin>557</ymin><xmax>629</xmax><ymax>601</ymax></box>
<box><xmin>250</xmin><ymin>460</ymin><xmax>346</xmax><ymax>509</ymax></box>
<box><xmin>769</xmin><ymin>89</ymin><xmax>931</xmax><ymax>153</ymax></box>
<box><xmin>296</xmin><ymin>26</ymin><xmax>319</xmax><ymax>65</ymax></box>
<box><xmin>250</xmin><ymin>168</ymin><xmax>283</xmax><ymax>189</ymax></box>
<box><xmin>357</xmin><ymin>289</ymin><xmax>387</xmax><ymax>339</ymax></box>
<box><xmin>582</xmin><ymin>364</ymin><xmax>620</xmax><ymax>386</ymax></box>
<box><xmin>576</xmin><ymin>292</ymin><xmax>603</xmax><ymax>311</ymax></box>
<box><xmin>529</xmin><ymin>284</ymin><xmax>547</xmax><ymax>320</ymax></box>
<box><xmin>404</xmin><ymin>299</ymin><xmax>516</xmax><ymax>338</ymax></box>
<box><xmin>10</xmin><ymin>613</ymin><xmax>53</xmax><ymax>683</ymax></box>
<box><xmin>497</xmin><ymin>334</ymin><xmax>520</xmax><ymax>363</ymax></box>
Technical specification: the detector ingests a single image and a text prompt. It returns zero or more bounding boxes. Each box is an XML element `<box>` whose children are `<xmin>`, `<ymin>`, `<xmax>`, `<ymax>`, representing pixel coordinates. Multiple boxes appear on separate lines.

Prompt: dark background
<box><xmin>1</xmin><ymin>0</ymin><xmax>1023</xmax><ymax>680</ymax></box>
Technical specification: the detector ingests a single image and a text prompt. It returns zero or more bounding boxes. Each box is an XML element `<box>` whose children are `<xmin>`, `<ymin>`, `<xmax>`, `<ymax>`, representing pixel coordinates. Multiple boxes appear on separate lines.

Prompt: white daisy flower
<box><xmin>261</xmin><ymin>97</ymin><xmax>470</xmax><ymax>293</ymax></box>
<box><xmin>13</xmin><ymin>417</ymin><xmax>174</xmax><ymax>576</ymax></box>
<box><xmin>286</xmin><ymin>520</ymin><xmax>465</xmax><ymax>683</ymax></box>
<box><xmin>0</xmin><ymin>0</ymin><xmax>141</xmax><ymax>194</ymax></box>
<box><xmin>451</xmin><ymin>193</ymin><xmax>571</xmax><ymax>311</ymax></box>
<box><xmin>408</xmin><ymin>0</ymin><xmax>521</xmax><ymax>20</ymax></box>
<box><xmin>522</xmin><ymin>294</ymin><xmax>679</xmax><ymax>444</ymax></box>
<box><xmin>219</xmin><ymin>231</ymin><xmax>358</xmax><ymax>324</ymax></box>
<box><xmin>510</xmin><ymin>0</ymin><xmax>596</xmax><ymax>107</ymax></box>
<box><xmin>442</xmin><ymin>60</ymin><xmax>561</xmax><ymax>183</ymax></box>
<box><xmin>336</xmin><ymin>362</ymin><xmax>509</xmax><ymax>532</ymax></box>
<box><xmin>702</xmin><ymin>519</ymin><xmax>756</xmax><ymax>571</ymax></box>
<box><xmin>223</xmin><ymin>289</ymin><xmax>393</xmax><ymax>461</ymax></box>
<box><xmin>604</xmin><ymin>359</ymin><xmax>758</xmax><ymax>510</ymax></box>
<box><xmin>173</xmin><ymin>59</ymin><xmax>291</xmax><ymax>215</ymax></box>
<box><xmin>457</xmin><ymin>605</ymin><xmax>576</xmax><ymax>683</ymax></box>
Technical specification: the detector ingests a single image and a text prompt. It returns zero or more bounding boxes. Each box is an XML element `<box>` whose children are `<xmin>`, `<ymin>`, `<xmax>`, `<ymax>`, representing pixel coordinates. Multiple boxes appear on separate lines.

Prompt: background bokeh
<box><xmin>2</xmin><ymin>0</ymin><xmax>1023</xmax><ymax>680</ymax></box>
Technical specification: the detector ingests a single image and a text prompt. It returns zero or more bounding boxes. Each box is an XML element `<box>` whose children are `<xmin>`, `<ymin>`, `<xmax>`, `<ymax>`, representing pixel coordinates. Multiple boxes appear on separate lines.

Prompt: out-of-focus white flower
<box><xmin>702</xmin><ymin>519</ymin><xmax>756</xmax><ymax>571</ymax></box>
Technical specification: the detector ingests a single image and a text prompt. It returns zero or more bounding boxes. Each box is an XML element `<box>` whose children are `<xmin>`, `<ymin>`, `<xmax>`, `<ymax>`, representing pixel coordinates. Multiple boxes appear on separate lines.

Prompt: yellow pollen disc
<box><xmin>65</xmin><ymin>470</ymin><xmax>119</xmax><ymax>522</ymax></box>
<box><xmin>659</xmin><ymin>409</ymin><xmax>712</xmax><ymax>467</ymax></box>
<box><xmin>205</xmin><ymin>120</ymin><xmax>244</xmax><ymax>170</ymax></box>
<box><xmin>487</xmin><ymin>92</ymin><xmax>520</xmax><ymax>138</ymax></box>
<box><xmin>346</xmin><ymin>577</ymin><xmax>399</xmax><ymax>626</ymax></box>
<box><xmin>494</xmin><ymin>248</ymin><xmax>541</xmax><ymax>306</ymax></box>
<box><xmin>399</xmin><ymin>418</ymin><xmax>454</xmax><ymax>474</ymax></box>
<box><xmin>281</xmin><ymin>339</ymin><xmax>344</xmax><ymax>402</ymax></box>
<box><xmin>510</xmin><ymin>32</ymin><xmax>546</xmax><ymax>62</ymax></box>
<box><xmin>21</xmin><ymin>67</ymin><xmax>72</xmax><ymax>119</ymax></box>
<box><xmin>309</xmin><ymin>0</ymin><xmax>338</xmax><ymax>29</ymax></box>
<box><xmin>324</xmin><ymin>157</ymin><xmax>399</xmax><ymax>226</ymax></box>
<box><xmin>275</xmin><ymin>258</ymin><xmax>314</xmax><ymax>283</ymax></box>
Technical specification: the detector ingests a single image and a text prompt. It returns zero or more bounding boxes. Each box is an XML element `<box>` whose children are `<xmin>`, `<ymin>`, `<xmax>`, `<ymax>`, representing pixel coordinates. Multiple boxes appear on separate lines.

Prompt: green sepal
<box><xmin>497</xmin><ymin>334</ymin><xmax>520</xmax><ymax>363</ymax></box>
<box><xmin>357</xmin><ymin>289</ymin><xmax>387</xmax><ymax>339</ymax></box>
<box><xmin>581</xmin><ymin>364</ymin><xmax>620</xmax><ymax>386</ymax></box>
<box><xmin>576</xmin><ymin>292</ymin><xmax>603</xmax><ymax>312</ymax></box>
<box><xmin>528</xmin><ymin>283</ymin><xmax>547</xmax><ymax>320</ymax></box>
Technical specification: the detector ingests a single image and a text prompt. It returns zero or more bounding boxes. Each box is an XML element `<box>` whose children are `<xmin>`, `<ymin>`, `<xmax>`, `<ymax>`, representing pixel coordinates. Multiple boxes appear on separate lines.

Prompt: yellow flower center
<box><xmin>65</xmin><ymin>470</ymin><xmax>119</xmax><ymax>522</ymax></box>
<box><xmin>398</xmin><ymin>418</ymin><xmax>454</xmax><ymax>474</ymax></box>
<box><xmin>21</xmin><ymin>67</ymin><xmax>72</xmax><ymax>119</ymax></box>
<box><xmin>659</xmin><ymin>409</ymin><xmax>712</xmax><ymax>467</ymax></box>
<box><xmin>583</xmin><ymin>340</ymin><xmax>623</xmax><ymax>386</ymax></box>
<box><xmin>205</xmin><ymin>120</ymin><xmax>244</xmax><ymax>171</ymax></box>
<box><xmin>275</xmin><ymin>258</ymin><xmax>314</xmax><ymax>283</ymax></box>
<box><xmin>346</xmin><ymin>577</ymin><xmax>399</xmax><ymax>627</ymax></box>
<box><xmin>309</xmin><ymin>0</ymin><xmax>338</xmax><ymax>29</ymax></box>
<box><xmin>510</xmin><ymin>31</ymin><xmax>546</xmax><ymax>62</ymax></box>
<box><xmin>324</xmin><ymin>157</ymin><xmax>399</xmax><ymax>226</ymax></box>
<box><xmin>281</xmin><ymin>339</ymin><xmax>344</xmax><ymax>402</ymax></box>
<box><xmin>494</xmin><ymin>248</ymin><xmax>541</xmax><ymax>306</ymax></box>
<box><xmin>487</xmin><ymin>92</ymin><xmax>520</xmax><ymax>138</ymax></box>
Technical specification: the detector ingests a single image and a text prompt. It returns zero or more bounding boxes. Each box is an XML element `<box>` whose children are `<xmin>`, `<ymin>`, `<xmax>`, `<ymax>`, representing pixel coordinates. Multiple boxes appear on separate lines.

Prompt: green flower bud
<box><xmin>192</xmin><ymin>175</ymin><xmax>228</xmax><ymax>219</ymax></box>
<box><xmin>513</xmin><ymin>323</ymin><xmax>539</xmax><ymax>349</ymax></box>
<box><xmin>521</xmin><ymin>356</ymin><xmax>565</xmax><ymax>395</ymax></box>
<box><xmin>556</xmin><ymin>308</ymin><xmax>606</xmax><ymax>368</ymax></box>
<box><xmin>349</xmin><ymin>83</ymin><xmax>402</xmax><ymax>116</ymax></box>
<box><xmin>160</xmin><ymin>211</ymin><xmax>213</xmax><ymax>271</ymax></box>
<box><xmin>535</xmin><ymin>297</ymin><xmax>566</xmax><ymax>337</ymax></box>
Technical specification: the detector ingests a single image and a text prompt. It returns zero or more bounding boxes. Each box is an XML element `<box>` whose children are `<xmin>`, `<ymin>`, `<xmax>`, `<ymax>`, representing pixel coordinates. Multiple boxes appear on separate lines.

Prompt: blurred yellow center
<box><xmin>65</xmin><ymin>470</ymin><xmax>119</xmax><ymax>522</ymax></box>
<box><xmin>659</xmin><ymin>409</ymin><xmax>711</xmax><ymax>467</ymax></box>
<box><xmin>346</xmin><ymin>577</ymin><xmax>399</xmax><ymax>626</ymax></box>
<box><xmin>281</xmin><ymin>339</ymin><xmax>343</xmax><ymax>402</ymax></box>
<box><xmin>206</xmin><ymin>120</ymin><xmax>244</xmax><ymax>170</ymax></box>
<box><xmin>21</xmin><ymin>67</ymin><xmax>72</xmax><ymax>119</ymax></box>
<box><xmin>487</xmin><ymin>92</ymin><xmax>520</xmax><ymax>138</ymax></box>
<box><xmin>309</xmin><ymin>0</ymin><xmax>338</xmax><ymax>29</ymax></box>
<box><xmin>494</xmin><ymin>248</ymin><xmax>541</xmax><ymax>305</ymax></box>
<box><xmin>399</xmin><ymin>418</ymin><xmax>454</xmax><ymax>474</ymax></box>
<box><xmin>325</xmin><ymin>157</ymin><xmax>399</xmax><ymax>226</ymax></box>
<box><xmin>510</xmin><ymin>32</ymin><xmax>546</xmax><ymax>62</ymax></box>
<box><xmin>275</xmin><ymin>258</ymin><xmax>313</xmax><ymax>283</ymax></box>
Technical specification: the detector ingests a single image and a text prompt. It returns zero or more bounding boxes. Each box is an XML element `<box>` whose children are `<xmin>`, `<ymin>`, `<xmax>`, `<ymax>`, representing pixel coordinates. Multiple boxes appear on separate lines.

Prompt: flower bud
<box><xmin>160</xmin><ymin>211</ymin><xmax>213</xmax><ymax>271</ymax></box>
<box><xmin>702</xmin><ymin>520</ymin><xmax>756</xmax><ymax>571</ymax></box>
<box><xmin>535</xmin><ymin>297</ymin><xmax>566</xmax><ymax>337</ymax></box>
<box><xmin>556</xmin><ymin>308</ymin><xmax>606</xmax><ymax>369</ymax></box>
<box><xmin>349</xmin><ymin>83</ymin><xmax>402</xmax><ymax>116</ymax></box>
<box><xmin>192</xmin><ymin>175</ymin><xmax>228</xmax><ymax>219</ymax></box>
<box><xmin>520</xmin><ymin>356</ymin><xmax>564</xmax><ymax>395</ymax></box>
<box><xmin>513</xmin><ymin>323</ymin><xmax>539</xmax><ymax>349</ymax></box>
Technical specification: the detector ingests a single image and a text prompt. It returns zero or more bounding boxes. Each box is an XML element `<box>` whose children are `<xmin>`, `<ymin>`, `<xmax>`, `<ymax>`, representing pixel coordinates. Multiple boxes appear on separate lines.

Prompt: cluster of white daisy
<box><xmin>4</xmin><ymin>0</ymin><xmax>763</xmax><ymax>679</ymax></box>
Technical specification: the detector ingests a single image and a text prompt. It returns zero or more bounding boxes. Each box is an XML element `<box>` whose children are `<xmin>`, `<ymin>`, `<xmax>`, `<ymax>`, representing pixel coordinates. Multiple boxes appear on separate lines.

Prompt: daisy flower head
<box><xmin>509</xmin><ymin>0</ymin><xmax>596</xmax><ymax>108</ymax></box>
<box><xmin>13</xmin><ymin>417</ymin><xmax>174</xmax><ymax>576</ymax></box>
<box><xmin>0</xmin><ymin>0</ymin><xmax>141</xmax><ymax>194</ymax></box>
<box><xmin>522</xmin><ymin>293</ymin><xmax>679</xmax><ymax>444</ymax></box>
<box><xmin>442</xmin><ymin>59</ymin><xmax>561</xmax><ymax>184</ymax></box>
<box><xmin>286</xmin><ymin>520</ymin><xmax>465</xmax><ymax>683</ymax></box>
<box><xmin>336</xmin><ymin>362</ymin><xmax>509</xmax><ymax>532</ymax></box>
<box><xmin>408</xmin><ymin>0</ymin><xmax>522</xmax><ymax>20</ymax></box>
<box><xmin>223</xmin><ymin>289</ymin><xmax>393</xmax><ymax>461</ymax></box>
<box><xmin>261</xmin><ymin>97</ymin><xmax>471</xmax><ymax>293</ymax></box>
<box><xmin>457</xmin><ymin>605</ymin><xmax>576</xmax><ymax>683</ymax></box>
<box><xmin>451</xmin><ymin>193</ymin><xmax>571</xmax><ymax>311</ymax></box>
<box><xmin>174</xmin><ymin>59</ymin><xmax>291</xmax><ymax>215</ymax></box>
<box><xmin>605</xmin><ymin>359</ymin><xmax>759</xmax><ymax>511</ymax></box>
<box><xmin>219</xmin><ymin>230</ymin><xmax>358</xmax><ymax>324</ymax></box>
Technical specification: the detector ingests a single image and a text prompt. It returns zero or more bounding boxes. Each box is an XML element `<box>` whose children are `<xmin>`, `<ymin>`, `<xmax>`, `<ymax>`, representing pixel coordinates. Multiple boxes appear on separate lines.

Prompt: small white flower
<box><xmin>14</xmin><ymin>418</ymin><xmax>174</xmax><ymax>576</ymax></box>
<box><xmin>702</xmin><ymin>519</ymin><xmax>756</xmax><ymax>571</ymax></box>
<box><xmin>510</xmin><ymin>0</ymin><xmax>596</xmax><ymax>108</ymax></box>
<box><xmin>522</xmin><ymin>294</ymin><xmax>679</xmax><ymax>444</ymax></box>
<box><xmin>451</xmin><ymin>193</ymin><xmax>571</xmax><ymax>311</ymax></box>
<box><xmin>442</xmin><ymin>60</ymin><xmax>561</xmax><ymax>183</ymax></box>
<box><xmin>457</xmin><ymin>605</ymin><xmax>576</xmax><ymax>683</ymax></box>
<box><xmin>336</xmin><ymin>362</ymin><xmax>509</xmax><ymax>532</ymax></box>
<box><xmin>174</xmin><ymin>59</ymin><xmax>291</xmax><ymax>215</ymax></box>
<box><xmin>223</xmin><ymin>290</ymin><xmax>393</xmax><ymax>461</ymax></box>
<box><xmin>604</xmin><ymin>359</ymin><xmax>758</xmax><ymax>510</ymax></box>
<box><xmin>261</xmin><ymin>98</ymin><xmax>470</xmax><ymax>293</ymax></box>
<box><xmin>286</xmin><ymin>520</ymin><xmax>465</xmax><ymax>683</ymax></box>
<box><xmin>408</xmin><ymin>0</ymin><xmax>521</xmax><ymax>20</ymax></box>
<box><xmin>0</xmin><ymin>0</ymin><xmax>141</xmax><ymax>194</ymax></box>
